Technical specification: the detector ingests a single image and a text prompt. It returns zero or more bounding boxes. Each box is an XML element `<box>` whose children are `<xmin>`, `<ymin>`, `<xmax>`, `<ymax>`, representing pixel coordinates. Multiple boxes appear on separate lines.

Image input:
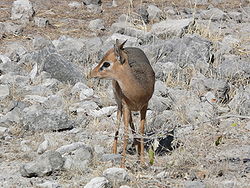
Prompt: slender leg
<box><xmin>121</xmin><ymin>106</ymin><xmax>130</xmax><ymax>168</ymax></box>
<box><xmin>129</xmin><ymin>112</ymin><xmax>137</xmax><ymax>146</ymax></box>
<box><xmin>113</xmin><ymin>108</ymin><xmax>122</xmax><ymax>154</ymax></box>
<box><xmin>138</xmin><ymin>105</ymin><xmax>147</xmax><ymax>165</ymax></box>
<box><xmin>112</xmin><ymin>80</ymin><xmax>122</xmax><ymax>154</ymax></box>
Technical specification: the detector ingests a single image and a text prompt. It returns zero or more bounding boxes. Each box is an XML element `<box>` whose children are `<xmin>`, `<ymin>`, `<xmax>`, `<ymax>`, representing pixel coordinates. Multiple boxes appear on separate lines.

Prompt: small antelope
<box><xmin>90</xmin><ymin>39</ymin><xmax>155</xmax><ymax>167</ymax></box>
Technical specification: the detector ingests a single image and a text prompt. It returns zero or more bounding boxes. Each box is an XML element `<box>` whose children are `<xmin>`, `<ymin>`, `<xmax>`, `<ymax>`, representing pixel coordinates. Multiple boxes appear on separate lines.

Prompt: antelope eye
<box><xmin>103</xmin><ymin>62</ymin><xmax>110</xmax><ymax>68</ymax></box>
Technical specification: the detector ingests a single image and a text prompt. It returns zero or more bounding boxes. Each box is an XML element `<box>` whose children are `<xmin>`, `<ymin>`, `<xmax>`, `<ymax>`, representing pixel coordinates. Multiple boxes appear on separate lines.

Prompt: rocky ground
<box><xmin>0</xmin><ymin>0</ymin><xmax>250</xmax><ymax>187</ymax></box>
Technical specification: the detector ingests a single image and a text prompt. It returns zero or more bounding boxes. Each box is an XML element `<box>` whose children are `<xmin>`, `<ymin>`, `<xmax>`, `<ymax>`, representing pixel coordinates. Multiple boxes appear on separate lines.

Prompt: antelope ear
<box><xmin>114</xmin><ymin>39</ymin><xmax>127</xmax><ymax>64</ymax></box>
<box><xmin>114</xmin><ymin>39</ymin><xmax>121</xmax><ymax>57</ymax></box>
<box><xmin>120</xmin><ymin>40</ymin><xmax>127</xmax><ymax>50</ymax></box>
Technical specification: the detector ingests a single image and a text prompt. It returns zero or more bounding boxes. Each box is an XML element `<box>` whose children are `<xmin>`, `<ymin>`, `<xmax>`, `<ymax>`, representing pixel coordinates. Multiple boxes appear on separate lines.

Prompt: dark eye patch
<box><xmin>99</xmin><ymin>61</ymin><xmax>111</xmax><ymax>71</ymax></box>
<box><xmin>103</xmin><ymin>62</ymin><xmax>110</xmax><ymax>68</ymax></box>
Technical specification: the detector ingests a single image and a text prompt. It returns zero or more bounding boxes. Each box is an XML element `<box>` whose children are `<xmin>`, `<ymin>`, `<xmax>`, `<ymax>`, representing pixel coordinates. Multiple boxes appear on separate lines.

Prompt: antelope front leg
<box><xmin>113</xmin><ymin>109</ymin><xmax>121</xmax><ymax>154</ymax></box>
<box><xmin>121</xmin><ymin>106</ymin><xmax>130</xmax><ymax>168</ymax></box>
<box><xmin>138</xmin><ymin>105</ymin><xmax>147</xmax><ymax>166</ymax></box>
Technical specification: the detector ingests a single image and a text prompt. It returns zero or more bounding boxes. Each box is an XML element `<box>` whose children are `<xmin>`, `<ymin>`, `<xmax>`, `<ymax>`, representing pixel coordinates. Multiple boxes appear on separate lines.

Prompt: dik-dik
<box><xmin>90</xmin><ymin>39</ymin><xmax>155</xmax><ymax>167</ymax></box>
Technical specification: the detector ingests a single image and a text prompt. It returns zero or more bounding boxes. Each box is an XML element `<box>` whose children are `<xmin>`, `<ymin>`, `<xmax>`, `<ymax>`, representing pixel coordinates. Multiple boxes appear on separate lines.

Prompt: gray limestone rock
<box><xmin>43</xmin><ymin>53</ymin><xmax>84</xmax><ymax>85</ymax></box>
<box><xmin>147</xmin><ymin>4</ymin><xmax>162</xmax><ymax>22</ymax></box>
<box><xmin>103</xmin><ymin>167</ymin><xmax>130</xmax><ymax>185</ymax></box>
<box><xmin>89</xmin><ymin>19</ymin><xmax>105</xmax><ymax>31</ymax></box>
<box><xmin>151</xmin><ymin>18</ymin><xmax>194</xmax><ymax>38</ymax></box>
<box><xmin>20</xmin><ymin>151</ymin><xmax>65</xmax><ymax>177</ymax></box>
<box><xmin>11</xmin><ymin>0</ymin><xmax>35</xmax><ymax>23</ymax></box>
<box><xmin>0</xmin><ymin>85</ymin><xmax>10</xmax><ymax>100</ymax></box>
<box><xmin>84</xmin><ymin>177</ymin><xmax>111</xmax><ymax>188</ymax></box>
<box><xmin>22</xmin><ymin>104</ymin><xmax>75</xmax><ymax>131</ymax></box>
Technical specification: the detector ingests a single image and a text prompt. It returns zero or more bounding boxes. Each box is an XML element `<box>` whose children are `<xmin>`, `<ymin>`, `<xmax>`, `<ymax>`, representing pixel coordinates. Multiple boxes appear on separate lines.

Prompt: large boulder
<box><xmin>145</xmin><ymin>34</ymin><xmax>213</xmax><ymax>79</ymax></box>
<box><xmin>43</xmin><ymin>53</ymin><xmax>84</xmax><ymax>85</ymax></box>
<box><xmin>22</xmin><ymin>104</ymin><xmax>75</xmax><ymax>131</ymax></box>
<box><xmin>20</xmin><ymin>151</ymin><xmax>65</xmax><ymax>177</ymax></box>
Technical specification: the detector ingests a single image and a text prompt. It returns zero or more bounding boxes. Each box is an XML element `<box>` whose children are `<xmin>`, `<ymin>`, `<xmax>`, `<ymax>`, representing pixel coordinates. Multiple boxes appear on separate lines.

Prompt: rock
<box><xmin>80</xmin><ymin>88</ymin><xmax>94</xmax><ymax>100</ymax></box>
<box><xmin>154</xmin><ymin>80</ymin><xmax>168</xmax><ymax>97</ymax></box>
<box><xmin>147</xmin><ymin>5</ymin><xmax>162</xmax><ymax>22</ymax></box>
<box><xmin>89</xmin><ymin>19</ymin><xmax>104</xmax><ymax>31</ymax></box>
<box><xmin>200</xmin><ymin>8</ymin><xmax>226</xmax><ymax>21</ymax></box>
<box><xmin>71</xmin><ymin>82</ymin><xmax>89</xmax><ymax>94</ymax></box>
<box><xmin>111</xmin><ymin>0</ymin><xmax>117</xmax><ymax>7</ymax></box>
<box><xmin>53</xmin><ymin>36</ymin><xmax>85</xmax><ymax>52</ymax></box>
<box><xmin>82</xmin><ymin>0</ymin><xmax>101</xmax><ymax>5</ymax></box>
<box><xmin>136</xmin><ymin>5</ymin><xmax>149</xmax><ymax>24</ymax></box>
<box><xmin>86</xmin><ymin>4</ymin><xmax>102</xmax><ymax>13</ymax></box>
<box><xmin>193</xmin><ymin>0</ymin><xmax>208</xmax><ymax>5</ymax></box>
<box><xmin>63</xmin><ymin>146</ymin><xmax>93</xmax><ymax>171</ymax></box>
<box><xmin>117</xmin><ymin>14</ymin><xmax>129</xmax><ymax>23</ymax></box>
<box><xmin>5</xmin><ymin>42</ymin><xmax>27</xmax><ymax>59</ymax></box>
<box><xmin>165</xmin><ymin>7</ymin><xmax>176</xmax><ymax>16</ymax></box>
<box><xmin>0</xmin><ymin>107</ymin><xmax>21</xmax><ymax>125</ymax></box>
<box><xmin>151</xmin><ymin>18</ymin><xmax>194</xmax><ymax>38</ymax></box>
<box><xmin>69</xmin><ymin>101</ymin><xmax>98</xmax><ymax>115</ymax></box>
<box><xmin>184</xmin><ymin>180</ymin><xmax>206</xmax><ymax>188</ymax></box>
<box><xmin>94</xmin><ymin>145</ymin><xmax>105</xmax><ymax>155</ymax></box>
<box><xmin>24</xmin><ymin>95</ymin><xmax>48</xmax><ymax>104</ymax></box>
<box><xmin>150</xmin><ymin>110</ymin><xmax>173</xmax><ymax>131</ymax></box>
<box><xmin>228</xmin><ymin>11</ymin><xmax>243</xmax><ymax>23</ymax></box>
<box><xmin>28</xmin><ymin>63</ymin><xmax>38</xmax><ymax>81</ymax></box>
<box><xmin>9</xmin><ymin>51</ymin><xmax>20</xmax><ymax>62</ymax></box>
<box><xmin>119</xmin><ymin>186</ymin><xmax>131</xmax><ymax>188</ymax></box>
<box><xmin>102</xmin><ymin>33</ymin><xmax>142</xmax><ymax>53</ymax></box>
<box><xmin>11</xmin><ymin>0</ymin><xmax>35</xmax><ymax>23</ymax></box>
<box><xmin>84</xmin><ymin>177</ymin><xmax>111</xmax><ymax>188</ymax></box>
<box><xmin>43</xmin><ymin>95</ymin><xmax>64</xmax><ymax>109</ymax></box>
<box><xmin>56</xmin><ymin>142</ymin><xmax>88</xmax><ymax>155</ymax></box>
<box><xmin>0</xmin><ymin>126</ymin><xmax>9</xmax><ymax>135</ymax></box>
<box><xmin>149</xmin><ymin>95</ymin><xmax>172</xmax><ymax>112</ymax></box>
<box><xmin>37</xmin><ymin>140</ymin><xmax>50</xmax><ymax>154</ymax></box>
<box><xmin>68</xmin><ymin>1</ymin><xmax>82</xmax><ymax>8</ymax></box>
<box><xmin>228</xmin><ymin>86</ymin><xmax>250</xmax><ymax>116</ymax></box>
<box><xmin>103</xmin><ymin>167</ymin><xmax>130</xmax><ymax>185</ymax></box>
<box><xmin>153</xmin><ymin>61</ymin><xmax>181</xmax><ymax>82</ymax></box>
<box><xmin>20</xmin><ymin>151</ymin><xmax>65</xmax><ymax>177</ymax></box>
<box><xmin>156</xmin><ymin>171</ymin><xmax>169</xmax><ymax>179</ymax></box>
<box><xmin>0</xmin><ymin>74</ymin><xmax>30</xmax><ymax>87</ymax></box>
<box><xmin>219</xmin><ymin>180</ymin><xmax>236</xmax><ymax>188</ymax></box>
<box><xmin>89</xmin><ymin>106</ymin><xmax>116</xmax><ymax>118</ymax></box>
<box><xmin>34</xmin><ymin>17</ymin><xmax>50</xmax><ymax>28</ymax></box>
<box><xmin>110</xmin><ymin>22</ymin><xmax>151</xmax><ymax>43</ymax></box>
<box><xmin>22</xmin><ymin>105</ymin><xmax>75</xmax><ymax>131</ymax></box>
<box><xmin>218</xmin><ymin>55</ymin><xmax>250</xmax><ymax>80</ymax></box>
<box><xmin>245</xmin><ymin>121</ymin><xmax>250</xmax><ymax>131</ymax></box>
<box><xmin>0</xmin><ymin>85</ymin><xmax>9</xmax><ymax>100</ymax></box>
<box><xmin>148</xmin><ymin>35</ymin><xmax>212</xmax><ymax>75</ymax></box>
<box><xmin>36</xmin><ymin>181</ymin><xmax>61</xmax><ymax>188</ymax></box>
<box><xmin>190</xmin><ymin>75</ymin><xmax>230</xmax><ymax>103</ymax></box>
<box><xmin>0</xmin><ymin>55</ymin><xmax>11</xmax><ymax>64</ymax></box>
<box><xmin>220</xmin><ymin>35</ymin><xmax>240</xmax><ymax>54</ymax></box>
<box><xmin>20</xmin><ymin>140</ymin><xmax>32</xmax><ymax>152</ymax></box>
<box><xmin>0</xmin><ymin>22</ymin><xmax>23</xmax><ymax>35</ymax></box>
<box><xmin>101</xmin><ymin>154</ymin><xmax>122</xmax><ymax>163</ymax></box>
<box><xmin>43</xmin><ymin>53</ymin><xmax>84</xmax><ymax>85</ymax></box>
